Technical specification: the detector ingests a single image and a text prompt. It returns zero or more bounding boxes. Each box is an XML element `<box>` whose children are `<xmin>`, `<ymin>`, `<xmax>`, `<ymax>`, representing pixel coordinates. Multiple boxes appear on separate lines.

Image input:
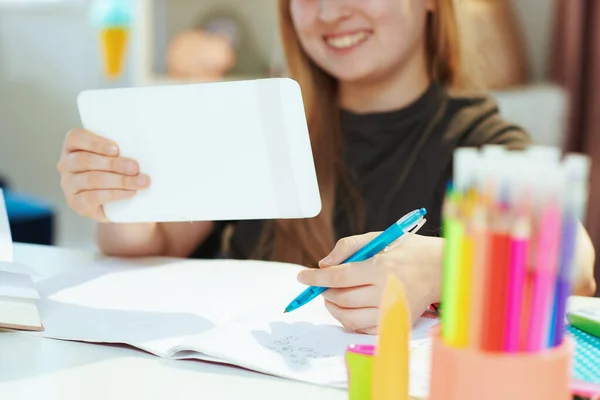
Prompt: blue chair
<box><xmin>1</xmin><ymin>182</ymin><xmax>55</xmax><ymax>245</ymax></box>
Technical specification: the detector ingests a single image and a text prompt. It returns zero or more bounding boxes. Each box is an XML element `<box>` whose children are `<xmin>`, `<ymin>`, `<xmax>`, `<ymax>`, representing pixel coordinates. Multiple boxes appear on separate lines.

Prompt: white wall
<box><xmin>0</xmin><ymin>2</ymin><xmax>129</xmax><ymax>247</ymax></box>
<box><xmin>0</xmin><ymin>0</ymin><xmax>559</xmax><ymax>248</ymax></box>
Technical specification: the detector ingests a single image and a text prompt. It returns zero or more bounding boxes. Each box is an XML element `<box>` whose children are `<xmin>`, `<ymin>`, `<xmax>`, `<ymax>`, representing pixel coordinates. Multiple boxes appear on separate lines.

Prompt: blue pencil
<box><xmin>549</xmin><ymin>155</ymin><xmax>590</xmax><ymax>346</ymax></box>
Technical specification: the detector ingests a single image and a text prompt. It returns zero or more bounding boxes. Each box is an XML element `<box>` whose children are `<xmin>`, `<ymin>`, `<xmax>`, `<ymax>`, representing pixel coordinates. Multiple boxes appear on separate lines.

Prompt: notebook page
<box><xmin>171</xmin><ymin>292</ymin><xmax>361</xmax><ymax>384</ymax></box>
<box><xmin>31</xmin><ymin>258</ymin><xmax>305</xmax><ymax>357</ymax></box>
<box><xmin>28</xmin><ymin>255</ymin><xmax>437</xmax><ymax>393</ymax></box>
<box><xmin>174</xmin><ymin>291</ymin><xmax>438</xmax><ymax>393</ymax></box>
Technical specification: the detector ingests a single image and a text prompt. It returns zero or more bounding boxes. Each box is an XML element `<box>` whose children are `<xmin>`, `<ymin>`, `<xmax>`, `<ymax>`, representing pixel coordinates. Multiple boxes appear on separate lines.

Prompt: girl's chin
<box><xmin>329</xmin><ymin>70</ymin><xmax>382</xmax><ymax>85</ymax></box>
<box><xmin>317</xmin><ymin>63</ymin><xmax>379</xmax><ymax>84</ymax></box>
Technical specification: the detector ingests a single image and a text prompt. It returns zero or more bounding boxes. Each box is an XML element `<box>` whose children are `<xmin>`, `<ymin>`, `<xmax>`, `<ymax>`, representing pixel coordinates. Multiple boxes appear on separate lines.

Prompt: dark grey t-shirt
<box><xmin>190</xmin><ymin>82</ymin><xmax>530</xmax><ymax>263</ymax></box>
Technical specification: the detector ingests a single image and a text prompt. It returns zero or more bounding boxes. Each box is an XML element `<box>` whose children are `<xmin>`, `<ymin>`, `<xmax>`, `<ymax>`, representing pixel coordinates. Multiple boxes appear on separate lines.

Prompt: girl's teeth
<box><xmin>326</xmin><ymin>32</ymin><xmax>368</xmax><ymax>49</ymax></box>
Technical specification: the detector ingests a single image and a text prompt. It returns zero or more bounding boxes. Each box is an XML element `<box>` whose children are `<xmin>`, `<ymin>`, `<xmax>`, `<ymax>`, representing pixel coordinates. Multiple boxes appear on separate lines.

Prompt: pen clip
<box><xmin>383</xmin><ymin>217</ymin><xmax>426</xmax><ymax>252</ymax></box>
<box><xmin>396</xmin><ymin>209</ymin><xmax>420</xmax><ymax>226</ymax></box>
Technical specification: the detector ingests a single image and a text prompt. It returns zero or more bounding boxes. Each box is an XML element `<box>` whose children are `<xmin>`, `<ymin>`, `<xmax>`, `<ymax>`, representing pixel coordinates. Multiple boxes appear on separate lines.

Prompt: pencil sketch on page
<box><xmin>251</xmin><ymin>321</ymin><xmax>366</xmax><ymax>371</ymax></box>
<box><xmin>261</xmin><ymin>334</ymin><xmax>338</xmax><ymax>366</ymax></box>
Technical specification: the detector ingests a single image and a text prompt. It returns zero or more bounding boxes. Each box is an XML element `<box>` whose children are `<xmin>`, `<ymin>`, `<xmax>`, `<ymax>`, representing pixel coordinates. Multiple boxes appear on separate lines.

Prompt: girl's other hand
<box><xmin>297</xmin><ymin>233</ymin><xmax>443</xmax><ymax>334</ymax></box>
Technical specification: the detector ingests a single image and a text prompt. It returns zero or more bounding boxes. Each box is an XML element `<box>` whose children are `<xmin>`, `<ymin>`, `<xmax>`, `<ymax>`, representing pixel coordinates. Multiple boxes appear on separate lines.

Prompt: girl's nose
<box><xmin>318</xmin><ymin>0</ymin><xmax>353</xmax><ymax>24</ymax></box>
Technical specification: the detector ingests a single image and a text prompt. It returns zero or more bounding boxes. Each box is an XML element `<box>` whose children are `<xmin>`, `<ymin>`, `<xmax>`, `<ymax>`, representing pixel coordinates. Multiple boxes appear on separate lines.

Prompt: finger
<box><xmin>321</xmin><ymin>285</ymin><xmax>382</xmax><ymax>309</ymax></box>
<box><xmin>69</xmin><ymin>171</ymin><xmax>150</xmax><ymax>194</ymax></box>
<box><xmin>74</xmin><ymin>189</ymin><xmax>136</xmax><ymax>217</ymax></box>
<box><xmin>59</xmin><ymin>152</ymin><xmax>140</xmax><ymax>175</ymax></box>
<box><xmin>324</xmin><ymin>300</ymin><xmax>379</xmax><ymax>333</ymax></box>
<box><xmin>319</xmin><ymin>232</ymin><xmax>381</xmax><ymax>267</ymax></box>
<box><xmin>64</xmin><ymin>129</ymin><xmax>119</xmax><ymax>156</ymax></box>
<box><xmin>297</xmin><ymin>261</ymin><xmax>375</xmax><ymax>288</ymax></box>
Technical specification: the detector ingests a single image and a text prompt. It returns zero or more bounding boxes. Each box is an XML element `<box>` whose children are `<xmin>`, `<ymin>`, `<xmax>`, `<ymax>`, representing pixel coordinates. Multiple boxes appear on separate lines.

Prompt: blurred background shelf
<box><xmin>131</xmin><ymin>0</ymin><xmax>284</xmax><ymax>87</ymax></box>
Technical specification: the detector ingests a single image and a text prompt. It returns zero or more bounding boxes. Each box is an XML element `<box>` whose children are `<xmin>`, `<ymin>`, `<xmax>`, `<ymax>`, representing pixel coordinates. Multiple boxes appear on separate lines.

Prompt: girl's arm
<box><xmin>96</xmin><ymin>221</ymin><xmax>215</xmax><ymax>258</ymax></box>
<box><xmin>573</xmin><ymin>222</ymin><xmax>596</xmax><ymax>296</ymax></box>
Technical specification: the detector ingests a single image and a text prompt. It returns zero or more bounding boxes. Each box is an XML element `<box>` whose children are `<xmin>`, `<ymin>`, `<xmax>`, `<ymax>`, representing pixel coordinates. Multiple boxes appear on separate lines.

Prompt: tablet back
<box><xmin>77</xmin><ymin>78</ymin><xmax>321</xmax><ymax>223</ymax></box>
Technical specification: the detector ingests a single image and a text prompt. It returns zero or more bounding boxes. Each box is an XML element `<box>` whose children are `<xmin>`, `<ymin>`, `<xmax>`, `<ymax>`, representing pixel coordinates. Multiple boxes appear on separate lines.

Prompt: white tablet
<box><xmin>77</xmin><ymin>78</ymin><xmax>322</xmax><ymax>223</ymax></box>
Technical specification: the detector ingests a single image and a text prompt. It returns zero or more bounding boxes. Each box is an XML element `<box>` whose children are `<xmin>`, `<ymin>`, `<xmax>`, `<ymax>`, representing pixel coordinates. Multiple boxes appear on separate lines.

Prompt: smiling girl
<box><xmin>57</xmin><ymin>0</ymin><xmax>596</xmax><ymax>333</ymax></box>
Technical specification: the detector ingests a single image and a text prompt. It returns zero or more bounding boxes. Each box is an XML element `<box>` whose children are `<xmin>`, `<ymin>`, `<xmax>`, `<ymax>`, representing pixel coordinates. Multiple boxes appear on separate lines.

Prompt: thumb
<box><xmin>319</xmin><ymin>232</ymin><xmax>381</xmax><ymax>268</ymax></box>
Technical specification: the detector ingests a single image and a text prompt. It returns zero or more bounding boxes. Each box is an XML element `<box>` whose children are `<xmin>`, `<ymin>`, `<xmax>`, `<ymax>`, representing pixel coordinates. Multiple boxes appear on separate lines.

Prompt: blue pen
<box><xmin>283</xmin><ymin>208</ymin><xmax>428</xmax><ymax>313</ymax></box>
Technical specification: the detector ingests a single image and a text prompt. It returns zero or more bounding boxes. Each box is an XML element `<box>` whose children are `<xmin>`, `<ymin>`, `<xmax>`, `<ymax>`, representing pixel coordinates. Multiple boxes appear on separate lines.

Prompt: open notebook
<box><xmin>29</xmin><ymin>257</ymin><xmax>437</xmax><ymax>397</ymax></box>
<box><xmin>0</xmin><ymin>269</ymin><xmax>43</xmax><ymax>331</ymax></box>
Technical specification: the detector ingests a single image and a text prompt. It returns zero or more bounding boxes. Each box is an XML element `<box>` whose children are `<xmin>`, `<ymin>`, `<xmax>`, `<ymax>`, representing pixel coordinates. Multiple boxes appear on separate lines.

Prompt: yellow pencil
<box><xmin>468</xmin><ymin>192</ymin><xmax>489</xmax><ymax>349</ymax></box>
<box><xmin>455</xmin><ymin>190</ymin><xmax>476</xmax><ymax>347</ymax></box>
<box><xmin>372</xmin><ymin>274</ymin><xmax>410</xmax><ymax>400</ymax></box>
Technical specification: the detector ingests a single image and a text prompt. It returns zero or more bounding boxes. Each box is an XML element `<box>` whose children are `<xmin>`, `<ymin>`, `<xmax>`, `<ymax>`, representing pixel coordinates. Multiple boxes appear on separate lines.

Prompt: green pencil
<box><xmin>441</xmin><ymin>188</ymin><xmax>464</xmax><ymax>346</ymax></box>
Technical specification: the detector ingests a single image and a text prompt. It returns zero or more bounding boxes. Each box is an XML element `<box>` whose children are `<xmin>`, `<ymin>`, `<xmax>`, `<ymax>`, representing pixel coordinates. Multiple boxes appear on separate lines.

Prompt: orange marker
<box><xmin>468</xmin><ymin>193</ymin><xmax>489</xmax><ymax>349</ymax></box>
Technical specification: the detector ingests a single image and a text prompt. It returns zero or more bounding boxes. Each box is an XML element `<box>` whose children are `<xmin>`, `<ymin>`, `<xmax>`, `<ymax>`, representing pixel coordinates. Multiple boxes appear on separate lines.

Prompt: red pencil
<box><xmin>482</xmin><ymin>202</ymin><xmax>511</xmax><ymax>352</ymax></box>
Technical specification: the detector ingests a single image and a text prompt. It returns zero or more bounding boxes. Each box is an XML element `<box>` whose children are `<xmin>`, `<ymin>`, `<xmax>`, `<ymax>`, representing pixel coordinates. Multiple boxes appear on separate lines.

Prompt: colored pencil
<box><xmin>443</xmin><ymin>145</ymin><xmax>590</xmax><ymax>358</ymax></box>
<box><xmin>505</xmin><ymin>212</ymin><xmax>530</xmax><ymax>352</ymax></box>
<box><xmin>526</xmin><ymin>201</ymin><xmax>561</xmax><ymax>351</ymax></box>
<box><xmin>441</xmin><ymin>188</ymin><xmax>464</xmax><ymax>346</ymax></box>
<box><xmin>482</xmin><ymin>200</ymin><xmax>511</xmax><ymax>352</ymax></box>
<box><xmin>519</xmin><ymin>270</ymin><xmax>535</xmax><ymax>351</ymax></box>
<box><xmin>550</xmin><ymin>155</ymin><xmax>590</xmax><ymax>346</ymax></box>
<box><xmin>468</xmin><ymin>195</ymin><xmax>488</xmax><ymax>349</ymax></box>
<box><xmin>455</xmin><ymin>190</ymin><xmax>476</xmax><ymax>347</ymax></box>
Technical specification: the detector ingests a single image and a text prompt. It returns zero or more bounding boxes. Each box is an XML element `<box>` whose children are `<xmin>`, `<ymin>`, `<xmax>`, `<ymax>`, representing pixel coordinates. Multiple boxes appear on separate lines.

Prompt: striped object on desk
<box><xmin>567</xmin><ymin>325</ymin><xmax>600</xmax><ymax>399</ymax></box>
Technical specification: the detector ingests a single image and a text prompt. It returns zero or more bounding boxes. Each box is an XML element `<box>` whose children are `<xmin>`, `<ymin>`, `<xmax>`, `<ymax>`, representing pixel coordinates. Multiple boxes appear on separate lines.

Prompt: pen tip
<box><xmin>283</xmin><ymin>310</ymin><xmax>288</xmax><ymax>314</ymax></box>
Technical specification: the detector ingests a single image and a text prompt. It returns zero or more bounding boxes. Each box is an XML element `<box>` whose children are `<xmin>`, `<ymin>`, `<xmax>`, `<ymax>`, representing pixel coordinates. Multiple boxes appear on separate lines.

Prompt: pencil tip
<box><xmin>283</xmin><ymin>309</ymin><xmax>288</xmax><ymax>314</ymax></box>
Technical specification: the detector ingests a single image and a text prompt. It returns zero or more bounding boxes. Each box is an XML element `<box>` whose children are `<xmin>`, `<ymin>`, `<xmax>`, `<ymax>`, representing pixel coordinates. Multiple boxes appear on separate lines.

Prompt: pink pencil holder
<box><xmin>429</xmin><ymin>331</ymin><xmax>573</xmax><ymax>400</ymax></box>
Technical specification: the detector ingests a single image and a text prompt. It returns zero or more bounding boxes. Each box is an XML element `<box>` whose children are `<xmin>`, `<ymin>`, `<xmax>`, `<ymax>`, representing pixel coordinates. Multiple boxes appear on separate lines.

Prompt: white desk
<box><xmin>0</xmin><ymin>243</ymin><xmax>346</xmax><ymax>400</ymax></box>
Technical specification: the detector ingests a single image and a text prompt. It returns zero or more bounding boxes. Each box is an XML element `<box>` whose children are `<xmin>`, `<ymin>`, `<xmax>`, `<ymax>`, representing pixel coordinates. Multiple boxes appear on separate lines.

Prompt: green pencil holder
<box><xmin>346</xmin><ymin>344</ymin><xmax>375</xmax><ymax>400</ymax></box>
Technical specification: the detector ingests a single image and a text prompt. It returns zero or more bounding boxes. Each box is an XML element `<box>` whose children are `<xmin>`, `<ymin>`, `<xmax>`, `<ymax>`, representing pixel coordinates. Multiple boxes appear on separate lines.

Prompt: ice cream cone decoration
<box><xmin>90</xmin><ymin>0</ymin><xmax>132</xmax><ymax>80</ymax></box>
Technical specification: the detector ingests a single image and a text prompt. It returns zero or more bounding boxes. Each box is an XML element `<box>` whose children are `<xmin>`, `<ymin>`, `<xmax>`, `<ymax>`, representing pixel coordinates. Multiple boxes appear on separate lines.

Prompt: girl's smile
<box><xmin>323</xmin><ymin>30</ymin><xmax>373</xmax><ymax>52</ymax></box>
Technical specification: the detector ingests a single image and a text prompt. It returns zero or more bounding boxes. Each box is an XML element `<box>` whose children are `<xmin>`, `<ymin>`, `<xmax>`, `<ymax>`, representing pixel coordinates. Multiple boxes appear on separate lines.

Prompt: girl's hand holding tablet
<box><xmin>57</xmin><ymin>128</ymin><xmax>151</xmax><ymax>221</ymax></box>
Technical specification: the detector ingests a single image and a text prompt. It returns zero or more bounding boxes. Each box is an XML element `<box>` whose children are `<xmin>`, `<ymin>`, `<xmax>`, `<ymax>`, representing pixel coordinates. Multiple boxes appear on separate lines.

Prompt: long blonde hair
<box><xmin>254</xmin><ymin>0</ymin><xmax>461</xmax><ymax>267</ymax></box>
